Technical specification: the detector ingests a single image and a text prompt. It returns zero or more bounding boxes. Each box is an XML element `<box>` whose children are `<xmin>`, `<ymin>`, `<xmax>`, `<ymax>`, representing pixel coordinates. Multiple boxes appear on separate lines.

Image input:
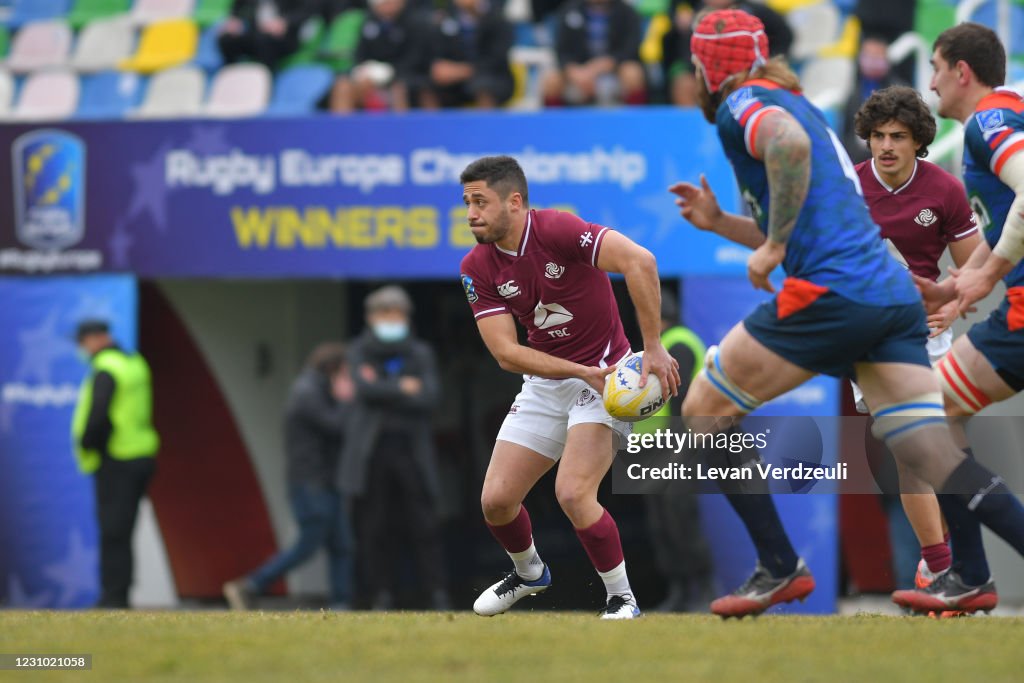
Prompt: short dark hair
<box><xmin>934</xmin><ymin>23</ymin><xmax>1005</xmax><ymax>88</ymax></box>
<box><xmin>306</xmin><ymin>342</ymin><xmax>347</xmax><ymax>376</ymax></box>
<box><xmin>854</xmin><ymin>86</ymin><xmax>937</xmax><ymax>158</ymax></box>
<box><xmin>75</xmin><ymin>319</ymin><xmax>110</xmax><ymax>342</ymax></box>
<box><xmin>459</xmin><ymin>156</ymin><xmax>529</xmax><ymax>204</ymax></box>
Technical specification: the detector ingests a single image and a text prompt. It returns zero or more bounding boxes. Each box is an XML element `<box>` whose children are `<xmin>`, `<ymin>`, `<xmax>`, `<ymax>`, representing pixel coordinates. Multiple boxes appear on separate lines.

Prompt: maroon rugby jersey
<box><xmin>460</xmin><ymin>209</ymin><xmax>631</xmax><ymax>367</ymax></box>
<box><xmin>856</xmin><ymin>158</ymin><xmax>978</xmax><ymax>281</ymax></box>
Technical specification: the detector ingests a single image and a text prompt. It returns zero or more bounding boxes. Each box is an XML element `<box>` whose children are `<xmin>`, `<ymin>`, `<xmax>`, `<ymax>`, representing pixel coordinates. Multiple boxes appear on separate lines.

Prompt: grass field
<box><xmin>3</xmin><ymin>610</ymin><xmax>1024</xmax><ymax>682</ymax></box>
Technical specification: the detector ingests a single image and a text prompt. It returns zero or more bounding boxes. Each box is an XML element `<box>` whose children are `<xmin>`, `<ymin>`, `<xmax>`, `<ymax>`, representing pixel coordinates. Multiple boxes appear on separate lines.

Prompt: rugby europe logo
<box><xmin>12</xmin><ymin>130</ymin><xmax>86</xmax><ymax>250</ymax></box>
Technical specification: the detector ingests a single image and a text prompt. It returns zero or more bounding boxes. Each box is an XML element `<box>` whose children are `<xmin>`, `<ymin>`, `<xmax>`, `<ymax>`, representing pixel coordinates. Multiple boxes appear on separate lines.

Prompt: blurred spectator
<box><xmin>842</xmin><ymin>36</ymin><xmax>906</xmax><ymax>163</ymax></box>
<box><xmin>328</xmin><ymin>0</ymin><xmax>431</xmax><ymax>112</ymax></box>
<box><xmin>224</xmin><ymin>342</ymin><xmax>354</xmax><ymax>611</ymax></box>
<box><xmin>420</xmin><ymin>0</ymin><xmax>515</xmax><ymax>109</ymax></box>
<box><xmin>543</xmin><ymin>0</ymin><xmax>646</xmax><ymax>106</ymax></box>
<box><xmin>639</xmin><ymin>290</ymin><xmax>715</xmax><ymax>612</ymax></box>
<box><xmin>218</xmin><ymin>0</ymin><xmax>322</xmax><ymax>69</ymax></box>
<box><xmin>72</xmin><ymin>319</ymin><xmax>159</xmax><ymax>609</ymax></box>
<box><xmin>662</xmin><ymin>0</ymin><xmax>791</xmax><ymax>106</ymax></box>
<box><xmin>855</xmin><ymin>0</ymin><xmax>914</xmax><ymax>82</ymax></box>
<box><xmin>340</xmin><ymin>286</ymin><xmax>449</xmax><ymax>609</ymax></box>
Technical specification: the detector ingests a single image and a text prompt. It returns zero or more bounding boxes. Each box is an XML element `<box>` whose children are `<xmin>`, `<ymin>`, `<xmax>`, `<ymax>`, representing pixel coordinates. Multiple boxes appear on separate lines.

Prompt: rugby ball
<box><xmin>603</xmin><ymin>351</ymin><xmax>665</xmax><ymax>422</ymax></box>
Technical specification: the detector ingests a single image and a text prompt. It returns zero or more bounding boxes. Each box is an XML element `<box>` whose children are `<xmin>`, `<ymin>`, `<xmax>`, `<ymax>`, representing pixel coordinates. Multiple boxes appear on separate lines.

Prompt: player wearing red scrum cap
<box><xmin>669</xmin><ymin>9</ymin><xmax>1024</xmax><ymax>618</ymax></box>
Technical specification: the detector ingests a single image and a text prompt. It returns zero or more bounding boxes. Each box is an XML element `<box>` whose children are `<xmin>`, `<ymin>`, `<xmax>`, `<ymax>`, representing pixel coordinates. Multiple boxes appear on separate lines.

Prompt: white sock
<box><xmin>508</xmin><ymin>541</ymin><xmax>544</xmax><ymax>581</ymax></box>
<box><xmin>598</xmin><ymin>560</ymin><xmax>633</xmax><ymax>599</ymax></box>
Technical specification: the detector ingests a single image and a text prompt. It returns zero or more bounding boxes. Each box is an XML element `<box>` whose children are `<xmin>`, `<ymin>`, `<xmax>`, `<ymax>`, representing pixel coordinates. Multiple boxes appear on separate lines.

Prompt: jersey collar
<box><xmin>871</xmin><ymin>158</ymin><xmax>918</xmax><ymax>194</ymax></box>
<box><xmin>495</xmin><ymin>211</ymin><xmax>532</xmax><ymax>257</ymax></box>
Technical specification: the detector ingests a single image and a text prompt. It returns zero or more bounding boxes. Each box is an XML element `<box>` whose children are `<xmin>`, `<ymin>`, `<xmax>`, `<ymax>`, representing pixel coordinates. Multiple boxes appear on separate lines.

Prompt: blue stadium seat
<box><xmin>7</xmin><ymin>0</ymin><xmax>70</xmax><ymax>29</ymax></box>
<box><xmin>265</xmin><ymin>63</ymin><xmax>333</xmax><ymax>116</ymax></box>
<box><xmin>76</xmin><ymin>70</ymin><xmax>145</xmax><ymax>119</ymax></box>
<box><xmin>192</xmin><ymin>21</ymin><xmax>224</xmax><ymax>72</ymax></box>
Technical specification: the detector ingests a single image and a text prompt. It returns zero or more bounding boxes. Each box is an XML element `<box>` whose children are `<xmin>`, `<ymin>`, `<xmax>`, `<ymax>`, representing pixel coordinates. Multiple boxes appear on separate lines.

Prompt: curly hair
<box><xmin>854</xmin><ymin>85</ymin><xmax>937</xmax><ymax>158</ymax></box>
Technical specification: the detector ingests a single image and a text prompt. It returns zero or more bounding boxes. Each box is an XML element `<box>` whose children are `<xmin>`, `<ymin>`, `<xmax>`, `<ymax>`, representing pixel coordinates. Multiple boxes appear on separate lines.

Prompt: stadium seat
<box><xmin>788</xmin><ymin>2</ymin><xmax>841</xmax><ymax>61</ymax></box>
<box><xmin>67</xmin><ymin>0</ymin><xmax>130</xmax><ymax>30</ymax></box>
<box><xmin>12</xmin><ymin>68</ymin><xmax>80</xmax><ymax>120</ymax></box>
<box><xmin>130</xmin><ymin>0</ymin><xmax>194</xmax><ymax>25</ymax></box>
<box><xmin>69</xmin><ymin>14</ymin><xmax>135</xmax><ymax>73</ymax></box>
<box><xmin>76</xmin><ymin>69</ymin><xmax>144</xmax><ymax>118</ymax></box>
<box><xmin>0</xmin><ymin>25</ymin><xmax>9</xmax><ymax>58</ymax></box>
<box><xmin>801</xmin><ymin>56</ymin><xmax>855</xmax><ymax>110</ymax></box>
<box><xmin>7</xmin><ymin>0</ymin><xmax>70</xmax><ymax>30</ymax></box>
<box><xmin>203</xmin><ymin>62</ymin><xmax>271</xmax><ymax>117</ymax></box>
<box><xmin>194</xmin><ymin>0</ymin><xmax>232</xmax><ymax>28</ymax></box>
<box><xmin>266</xmin><ymin>63</ymin><xmax>333</xmax><ymax>116</ymax></box>
<box><xmin>132</xmin><ymin>64</ymin><xmax>205</xmax><ymax>118</ymax></box>
<box><xmin>319</xmin><ymin>10</ymin><xmax>365</xmax><ymax>73</ymax></box>
<box><xmin>279</xmin><ymin>16</ymin><xmax>324</xmax><ymax>69</ymax></box>
<box><xmin>5</xmin><ymin>20</ymin><xmax>73</xmax><ymax>74</ymax></box>
<box><xmin>0</xmin><ymin>69</ymin><xmax>14</xmax><ymax>118</ymax></box>
<box><xmin>119</xmin><ymin>18</ymin><xmax>198</xmax><ymax>74</ymax></box>
<box><xmin>192</xmin><ymin>22</ymin><xmax>225</xmax><ymax>72</ymax></box>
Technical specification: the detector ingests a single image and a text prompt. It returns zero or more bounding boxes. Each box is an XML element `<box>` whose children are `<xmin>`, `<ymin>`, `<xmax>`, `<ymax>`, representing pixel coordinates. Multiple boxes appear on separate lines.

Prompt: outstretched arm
<box><xmin>669</xmin><ymin>175</ymin><xmax>766</xmax><ymax>249</ymax></box>
<box><xmin>746</xmin><ymin>109</ymin><xmax>811</xmax><ymax>292</ymax></box>
<box><xmin>596</xmin><ymin>231</ymin><xmax>681</xmax><ymax>400</ymax></box>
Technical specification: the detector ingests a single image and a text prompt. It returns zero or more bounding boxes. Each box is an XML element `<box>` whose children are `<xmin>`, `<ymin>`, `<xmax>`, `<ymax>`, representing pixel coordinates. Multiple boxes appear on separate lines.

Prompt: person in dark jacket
<box><xmin>328</xmin><ymin>0</ymin><xmax>432</xmax><ymax>111</ymax></box>
<box><xmin>542</xmin><ymin>0</ymin><xmax>646</xmax><ymax>106</ymax></box>
<box><xmin>340</xmin><ymin>286</ymin><xmax>450</xmax><ymax>609</ymax></box>
<box><xmin>420</xmin><ymin>0</ymin><xmax>515</xmax><ymax>109</ymax></box>
<box><xmin>218</xmin><ymin>0</ymin><xmax>322</xmax><ymax>69</ymax></box>
<box><xmin>72</xmin><ymin>320</ymin><xmax>159</xmax><ymax>609</ymax></box>
<box><xmin>224</xmin><ymin>342</ymin><xmax>354</xmax><ymax>610</ymax></box>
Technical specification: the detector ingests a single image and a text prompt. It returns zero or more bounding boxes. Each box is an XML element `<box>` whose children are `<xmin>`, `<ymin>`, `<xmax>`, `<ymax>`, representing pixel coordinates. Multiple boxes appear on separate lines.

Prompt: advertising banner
<box><xmin>0</xmin><ymin>275</ymin><xmax>137</xmax><ymax>607</ymax></box>
<box><xmin>0</xmin><ymin>111</ymin><xmax>744</xmax><ymax>278</ymax></box>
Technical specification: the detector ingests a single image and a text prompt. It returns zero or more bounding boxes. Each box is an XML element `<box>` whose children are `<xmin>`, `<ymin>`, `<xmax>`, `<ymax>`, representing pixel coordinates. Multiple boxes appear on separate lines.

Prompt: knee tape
<box><xmin>701</xmin><ymin>345</ymin><xmax>763</xmax><ymax>414</ymax></box>
<box><xmin>870</xmin><ymin>393</ymin><xmax>947</xmax><ymax>446</ymax></box>
<box><xmin>935</xmin><ymin>351</ymin><xmax>992</xmax><ymax>415</ymax></box>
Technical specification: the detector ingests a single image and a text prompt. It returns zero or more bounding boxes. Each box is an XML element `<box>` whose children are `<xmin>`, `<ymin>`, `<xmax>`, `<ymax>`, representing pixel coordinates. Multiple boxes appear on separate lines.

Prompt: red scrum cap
<box><xmin>690</xmin><ymin>9</ymin><xmax>769</xmax><ymax>94</ymax></box>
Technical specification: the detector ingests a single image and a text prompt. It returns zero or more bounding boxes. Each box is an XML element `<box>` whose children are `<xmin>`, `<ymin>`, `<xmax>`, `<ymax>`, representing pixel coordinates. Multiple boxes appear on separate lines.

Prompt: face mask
<box><xmin>372</xmin><ymin>321</ymin><xmax>408</xmax><ymax>343</ymax></box>
<box><xmin>859</xmin><ymin>54</ymin><xmax>889</xmax><ymax>80</ymax></box>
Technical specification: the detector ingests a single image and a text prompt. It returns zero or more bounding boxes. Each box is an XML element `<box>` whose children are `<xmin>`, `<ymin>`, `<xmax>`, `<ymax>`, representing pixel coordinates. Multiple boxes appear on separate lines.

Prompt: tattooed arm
<box><xmin>745</xmin><ymin>109</ymin><xmax>811</xmax><ymax>292</ymax></box>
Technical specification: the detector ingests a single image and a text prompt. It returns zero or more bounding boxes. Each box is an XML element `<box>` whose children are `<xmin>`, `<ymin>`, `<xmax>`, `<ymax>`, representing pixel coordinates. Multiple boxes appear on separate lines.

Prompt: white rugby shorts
<box><xmin>496</xmin><ymin>374</ymin><xmax>633</xmax><ymax>461</ymax></box>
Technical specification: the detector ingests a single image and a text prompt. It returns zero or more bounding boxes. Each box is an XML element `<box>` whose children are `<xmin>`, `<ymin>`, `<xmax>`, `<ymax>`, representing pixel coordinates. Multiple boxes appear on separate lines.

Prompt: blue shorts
<box><xmin>966</xmin><ymin>297</ymin><xmax>1024</xmax><ymax>392</ymax></box>
<box><xmin>743</xmin><ymin>281</ymin><xmax>930</xmax><ymax>380</ymax></box>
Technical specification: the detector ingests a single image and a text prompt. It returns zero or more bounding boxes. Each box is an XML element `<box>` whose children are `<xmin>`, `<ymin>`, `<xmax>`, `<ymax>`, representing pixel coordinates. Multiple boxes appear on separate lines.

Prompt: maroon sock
<box><xmin>486</xmin><ymin>505</ymin><xmax>533</xmax><ymax>554</ymax></box>
<box><xmin>574</xmin><ymin>508</ymin><xmax>624</xmax><ymax>573</ymax></box>
<box><xmin>922</xmin><ymin>541</ymin><xmax>952</xmax><ymax>574</ymax></box>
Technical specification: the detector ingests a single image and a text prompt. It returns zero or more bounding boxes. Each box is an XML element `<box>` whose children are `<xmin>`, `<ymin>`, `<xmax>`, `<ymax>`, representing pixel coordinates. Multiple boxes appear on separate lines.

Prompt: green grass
<box><xmin>2</xmin><ymin>611</ymin><xmax>1023</xmax><ymax>682</ymax></box>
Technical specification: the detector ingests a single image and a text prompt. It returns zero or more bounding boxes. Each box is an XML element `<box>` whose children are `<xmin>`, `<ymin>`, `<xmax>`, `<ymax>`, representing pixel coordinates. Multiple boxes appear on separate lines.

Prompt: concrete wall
<box><xmin>158</xmin><ymin>279</ymin><xmax>348</xmax><ymax>599</ymax></box>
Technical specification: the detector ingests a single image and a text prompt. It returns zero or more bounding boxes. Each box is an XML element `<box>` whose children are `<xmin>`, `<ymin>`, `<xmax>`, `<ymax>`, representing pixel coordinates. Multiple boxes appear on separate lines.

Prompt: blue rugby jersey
<box><xmin>715</xmin><ymin>79</ymin><xmax>918</xmax><ymax>306</ymax></box>
<box><xmin>962</xmin><ymin>88</ymin><xmax>1024</xmax><ymax>289</ymax></box>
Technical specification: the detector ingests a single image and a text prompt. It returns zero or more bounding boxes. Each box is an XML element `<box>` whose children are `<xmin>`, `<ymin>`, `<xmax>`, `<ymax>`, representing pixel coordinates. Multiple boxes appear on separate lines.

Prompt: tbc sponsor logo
<box><xmin>13</xmin><ymin>130</ymin><xmax>86</xmax><ymax>251</ymax></box>
<box><xmin>544</xmin><ymin>262</ymin><xmax>565</xmax><ymax>279</ymax></box>
<box><xmin>534</xmin><ymin>301</ymin><xmax>573</xmax><ymax>338</ymax></box>
<box><xmin>498</xmin><ymin>280</ymin><xmax>520</xmax><ymax>298</ymax></box>
<box><xmin>914</xmin><ymin>208</ymin><xmax>937</xmax><ymax>227</ymax></box>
